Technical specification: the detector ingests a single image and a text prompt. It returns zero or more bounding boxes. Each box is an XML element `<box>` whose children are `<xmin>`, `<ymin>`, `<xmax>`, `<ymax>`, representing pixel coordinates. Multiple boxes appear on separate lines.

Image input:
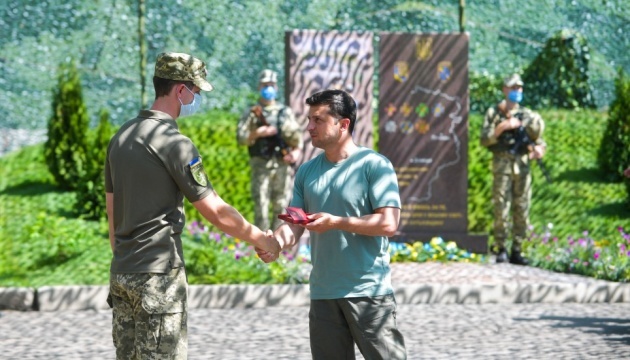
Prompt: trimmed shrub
<box><xmin>44</xmin><ymin>60</ymin><xmax>89</xmax><ymax>191</ymax></box>
<box><xmin>522</xmin><ymin>29</ymin><xmax>595</xmax><ymax>110</ymax></box>
<box><xmin>598</xmin><ymin>68</ymin><xmax>630</xmax><ymax>182</ymax></box>
<box><xmin>74</xmin><ymin>108</ymin><xmax>113</xmax><ymax>219</ymax></box>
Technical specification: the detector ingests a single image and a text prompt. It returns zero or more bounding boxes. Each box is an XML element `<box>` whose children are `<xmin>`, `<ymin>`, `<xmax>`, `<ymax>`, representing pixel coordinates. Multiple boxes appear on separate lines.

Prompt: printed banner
<box><xmin>285</xmin><ymin>30</ymin><xmax>374</xmax><ymax>163</ymax></box>
<box><xmin>378</xmin><ymin>33</ymin><xmax>482</xmax><ymax>250</ymax></box>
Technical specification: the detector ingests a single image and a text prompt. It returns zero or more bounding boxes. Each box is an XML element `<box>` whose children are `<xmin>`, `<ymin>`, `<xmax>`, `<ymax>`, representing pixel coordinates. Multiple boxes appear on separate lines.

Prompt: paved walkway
<box><xmin>1</xmin><ymin>262</ymin><xmax>630</xmax><ymax>359</ymax></box>
<box><xmin>1</xmin><ymin>303</ymin><xmax>629</xmax><ymax>359</ymax></box>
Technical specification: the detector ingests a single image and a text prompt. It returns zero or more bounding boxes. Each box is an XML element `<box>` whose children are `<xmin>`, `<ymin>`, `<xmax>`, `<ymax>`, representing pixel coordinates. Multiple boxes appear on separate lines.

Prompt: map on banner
<box><xmin>379</xmin><ymin>33</ymin><xmax>470</xmax><ymax>234</ymax></box>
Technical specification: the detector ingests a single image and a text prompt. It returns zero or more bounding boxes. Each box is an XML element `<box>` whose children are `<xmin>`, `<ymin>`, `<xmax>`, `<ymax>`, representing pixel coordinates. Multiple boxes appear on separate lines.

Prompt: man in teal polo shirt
<box><xmin>261</xmin><ymin>89</ymin><xmax>407</xmax><ymax>359</ymax></box>
<box><xmin>105</xmin><ymin>52</ymin><xmax>280</xmax><ymax>359</ymax></box>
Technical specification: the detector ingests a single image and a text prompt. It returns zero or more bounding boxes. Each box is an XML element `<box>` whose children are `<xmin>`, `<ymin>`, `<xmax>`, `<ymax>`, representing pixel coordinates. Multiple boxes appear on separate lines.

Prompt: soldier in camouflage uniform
<box><xmin>237</xmin><ymin>69</ymin><xmax>303</xmax><ymax>230</ymax></box>
<box><xmin>480</xmin><ymin>74</ymin><xmax>546</xmax><ymax>265</ymax></box>
<box><xmin>105</xmin><ymin>53</ymin><xmax>280</xmax><ymax>359</ymax></box>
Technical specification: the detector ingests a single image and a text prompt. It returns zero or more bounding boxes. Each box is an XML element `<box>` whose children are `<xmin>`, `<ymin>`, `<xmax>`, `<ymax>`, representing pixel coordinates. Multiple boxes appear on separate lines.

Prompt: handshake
<box><xmin>254</xmin><ymin>228</ymin><xmax>286</xmax><ymax>263</ymax></box>
<box><xmin>254</xmin><ymin>207</ymin><xmax>314</xmax><ymax>263</ymax></box>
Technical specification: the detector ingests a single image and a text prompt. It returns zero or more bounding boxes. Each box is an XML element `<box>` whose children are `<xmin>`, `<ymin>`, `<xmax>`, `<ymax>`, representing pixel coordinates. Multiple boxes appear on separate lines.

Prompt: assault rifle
<box><xmin>509</xmin><ymin>117</ymin><xmax>552</xmax><ymax>183</ymax></box>
<box><xmin>251</xmin><ymin>105</ymin><xmax>291</xmax><ymax>158</ymax></box>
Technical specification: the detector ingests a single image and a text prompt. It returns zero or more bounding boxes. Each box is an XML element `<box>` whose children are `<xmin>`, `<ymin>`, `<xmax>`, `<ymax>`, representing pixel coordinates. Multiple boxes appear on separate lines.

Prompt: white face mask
<box><xmin>178</xmin><ymin>86</ymin><xmax>202</xmax><ymax>117</ymax></box>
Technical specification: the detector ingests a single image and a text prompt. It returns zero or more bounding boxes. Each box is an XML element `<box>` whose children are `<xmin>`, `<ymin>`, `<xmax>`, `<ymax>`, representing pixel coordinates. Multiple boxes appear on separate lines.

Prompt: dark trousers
<box><xmin>309</xmin><ymin>294</ymin><xmax>407</xmax><ymax>360</ymax></box>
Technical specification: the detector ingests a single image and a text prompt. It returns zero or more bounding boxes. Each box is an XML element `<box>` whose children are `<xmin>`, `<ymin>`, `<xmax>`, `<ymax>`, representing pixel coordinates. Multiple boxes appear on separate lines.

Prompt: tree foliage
<box><xmin>44</xmin><ymin>59</ymin><xmax>89</xmax><ymax>191</ymax></box>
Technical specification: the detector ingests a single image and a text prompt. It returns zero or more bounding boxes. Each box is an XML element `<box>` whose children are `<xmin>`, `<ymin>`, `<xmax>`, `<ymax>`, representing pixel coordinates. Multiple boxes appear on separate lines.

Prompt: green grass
<box><xmin>0</xmin><ymin>108</ymin><xmax>628</xmax><ymax>286</ymax></box>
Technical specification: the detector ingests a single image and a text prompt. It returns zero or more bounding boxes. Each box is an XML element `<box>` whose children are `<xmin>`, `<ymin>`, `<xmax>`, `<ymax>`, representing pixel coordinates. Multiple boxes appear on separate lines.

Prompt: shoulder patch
<box><xmin>189</xmin><ymin>156</ymin><xmax>209</xmax><ymax>187</ymax></box>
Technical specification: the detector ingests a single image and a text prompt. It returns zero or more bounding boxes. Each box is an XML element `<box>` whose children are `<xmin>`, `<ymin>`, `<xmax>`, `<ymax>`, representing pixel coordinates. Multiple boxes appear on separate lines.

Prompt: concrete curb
<box><xmin>2</xmin><ymin>281</ymin><xmax>629</xmax><ymax>311</ymax></box>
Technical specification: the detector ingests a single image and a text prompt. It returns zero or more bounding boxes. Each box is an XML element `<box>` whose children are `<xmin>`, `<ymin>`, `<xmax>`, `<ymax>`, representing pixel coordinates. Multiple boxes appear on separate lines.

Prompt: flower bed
<box><xmin>523</xmin><ymin>225</ymin><xmax>630</xmax><ymax>282</ymax></box>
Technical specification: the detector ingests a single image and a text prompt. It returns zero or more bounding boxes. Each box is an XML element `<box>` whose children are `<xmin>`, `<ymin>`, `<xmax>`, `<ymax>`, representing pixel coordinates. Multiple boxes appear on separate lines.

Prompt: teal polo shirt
<box><xmin>291</xmin><ymin>147</ymin><xmax>401</xmax><ymax>299</ymax></box>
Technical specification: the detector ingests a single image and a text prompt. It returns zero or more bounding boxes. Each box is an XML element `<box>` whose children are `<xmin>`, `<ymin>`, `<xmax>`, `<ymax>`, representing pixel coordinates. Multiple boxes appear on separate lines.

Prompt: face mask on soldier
<box><xmin>508</xmin><ymin>89</ymin><xmax>523</xmax><ymax>103</ymax></box>
<box><xmin>179</xmin><ymin>86</ymin><xmax>202</xmax><ymax>117</ymax></box>
<box><xmin>260</xmin><ymin>86</ymin><xmax>277</xmax><ymax>101</ymax></box>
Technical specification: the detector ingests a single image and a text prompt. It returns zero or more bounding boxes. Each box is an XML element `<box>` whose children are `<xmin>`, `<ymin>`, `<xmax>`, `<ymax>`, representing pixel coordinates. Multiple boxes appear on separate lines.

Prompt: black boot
<box><xmin>496</xmin><ymin>248</ymin><xmax>509</xmax><ymax>263</ymax></box>
<box><xmin>509</xmin><ymin>250</ymin><xmax>529</xmax><ymax>266</ymax></box>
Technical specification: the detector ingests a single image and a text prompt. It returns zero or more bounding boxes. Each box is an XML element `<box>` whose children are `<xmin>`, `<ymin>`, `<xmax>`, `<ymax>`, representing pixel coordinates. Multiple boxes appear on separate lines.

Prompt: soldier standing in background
<box><xmin>480</xmin><ymin>73</ymin><xmax>547</xmax><ymax>265</ymax></box>
<box><xmin>237</xmin><ymin>69</ymin><xmax>303</xmax><ymax>230</ymax></box>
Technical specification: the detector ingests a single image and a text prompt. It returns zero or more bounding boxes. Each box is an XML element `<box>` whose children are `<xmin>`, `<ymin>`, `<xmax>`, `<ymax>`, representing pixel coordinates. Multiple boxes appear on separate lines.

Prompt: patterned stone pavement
<box><xmin>1</xmin><ymin>303</ymin><xmax>629</xmax><ymax>359</ymax></box>
<box><xmin>1</xmin><ymin>262</ymin><xmax>630</xmax><ymax>359</ymax></box>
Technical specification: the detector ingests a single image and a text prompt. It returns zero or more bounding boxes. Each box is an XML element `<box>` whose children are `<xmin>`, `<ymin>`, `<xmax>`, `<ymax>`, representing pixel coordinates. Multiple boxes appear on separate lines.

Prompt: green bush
<box><xmin>44</xmin><ymin>59</ymin><xmax>90</xmax><ymax>191</ymax></box>
<box><xmin>522</xmin><ymin>29</ymin><xmax>595</xmax><ymax>110</ymax></box>
<box><xmin>74</xmin><ymin>108</ymin><xmax>113</xmax><ymax>219</ymax></box>
<box><xmin>598</xmin><ymin>68</ymin><xmax>630</xmax><ymax>186</ymax></box>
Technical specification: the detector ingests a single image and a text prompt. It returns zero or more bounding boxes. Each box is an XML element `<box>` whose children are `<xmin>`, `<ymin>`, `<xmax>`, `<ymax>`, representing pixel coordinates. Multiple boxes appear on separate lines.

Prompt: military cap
<box><xmin>259</xmin><ymin>69</ymin><xmax>278</xmax><ymax>83</ymax></box>
<box><xmin>154</xmin><ymin>52</ymin><xmax>213</xmax><ymax>91</ymax></box>
<box><xmin>503</xmin><ymin>73</ymin><xmax>524</xmax><ymax>87</ymax></box>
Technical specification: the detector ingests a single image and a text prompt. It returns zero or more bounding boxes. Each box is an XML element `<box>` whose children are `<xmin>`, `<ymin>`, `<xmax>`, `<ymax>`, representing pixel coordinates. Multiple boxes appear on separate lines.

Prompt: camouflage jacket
<box><xmin>237</xmin><ymin>102</ymin><xmax>303</xmax><ymax>158</ymax></box>
<box><xmin>480</xmin><ymin>101</ymin><xmax>546</xmax><ymax>154</ymax></box>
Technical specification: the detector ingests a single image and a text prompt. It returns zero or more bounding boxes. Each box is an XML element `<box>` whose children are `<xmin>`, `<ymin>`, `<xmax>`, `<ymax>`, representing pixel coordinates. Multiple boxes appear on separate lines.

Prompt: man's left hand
<box><xmin>304</xmin><ymin>212</ymin><xmax>337</xmax><ymax>233</ymax></box>
<box><xmin>283</xmin><ymin>148</ymin><xmax>301</xmax><ymax>165</ymax></box>
<box><xmin>529</xmin><ymin>145</ymin><xmax>546</xmax><ymax>159</ymax></box>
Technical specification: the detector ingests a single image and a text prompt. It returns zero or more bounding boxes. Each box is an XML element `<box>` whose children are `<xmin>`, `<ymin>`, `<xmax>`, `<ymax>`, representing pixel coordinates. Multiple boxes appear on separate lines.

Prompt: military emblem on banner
<box><xmin>189</xmin><ymin>156</ymin><xmax>209</xmax><ymax>187</ymax></box>
<box><xmin>400</xmin><ymin>121</ymin><xmax>414</xmax><ymax>134</ymax></box>
<box><xmin>415</xmin><ymin>103</ymin><xmax>429</xmax><ymax>118</ymax></box>
<box><xmin>437</xmin><ymin>61</ymin><xmax>452</xmax><ymax>82</ymax></box>
<box><xmin>433</xmin><ymin>102</ymin><xmax>445</xmax><ymax>117</ymax></box>
<box><xmin>416</xmin><ymin>37</ymin><xmax>433</xmax><ymax>60</ymax></box>
<box><xmin>415</xmin><ymin>120</ymin><xmax>430</xmax><ymax>134</ymax></box>
<box><xmin>393</xmin><ymin>61</ymin><xmax>409</xmax><ymax>83</ymax></box>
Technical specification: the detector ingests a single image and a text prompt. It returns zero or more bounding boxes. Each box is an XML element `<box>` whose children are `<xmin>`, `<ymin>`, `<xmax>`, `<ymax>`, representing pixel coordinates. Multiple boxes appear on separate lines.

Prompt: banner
<box><xmin>378</xmin><ymin>33</ymin><xmax>486</xmax><ymax>252</ymax></box>
<box><xmin>285</xmin><ymin>30</ymin><xmax>374</xmax><ymax>163</ymax></box>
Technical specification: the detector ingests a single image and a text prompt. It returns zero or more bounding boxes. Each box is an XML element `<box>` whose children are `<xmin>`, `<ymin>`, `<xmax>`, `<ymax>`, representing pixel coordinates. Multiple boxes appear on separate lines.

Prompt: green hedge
<box><xmin>1</xmin><ymin>108</ymin><xmax>628</xmax><ymax>286</ymax></box>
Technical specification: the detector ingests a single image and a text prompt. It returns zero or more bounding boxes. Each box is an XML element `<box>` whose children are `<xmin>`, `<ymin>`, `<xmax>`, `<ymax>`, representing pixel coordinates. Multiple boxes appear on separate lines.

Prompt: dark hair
<box><xmin>153</xmin><ymin>76</ymin><xmax>194</xmax><ymax>98</ymax></box>
<box><xmin>305</xmin><ymin>89</ymin><xmax>357</xmax><ymax>134</ymax></box>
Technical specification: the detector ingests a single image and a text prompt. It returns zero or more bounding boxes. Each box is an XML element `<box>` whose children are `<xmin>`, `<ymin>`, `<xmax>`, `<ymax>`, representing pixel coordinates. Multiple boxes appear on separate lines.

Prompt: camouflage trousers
<box><xmin>492</xmin><ymin>154</ymin><xmax>532</xmax><ymax>252</ymax></box>
<box><xmin>109</xmin><ymin>267</ymin><xmax>188</xmax><ymax>360</ymax></box>
<box><xmin>250</xmin><ymin>156</ymin><xmax>293</xmax><ymax>230</ymax></box>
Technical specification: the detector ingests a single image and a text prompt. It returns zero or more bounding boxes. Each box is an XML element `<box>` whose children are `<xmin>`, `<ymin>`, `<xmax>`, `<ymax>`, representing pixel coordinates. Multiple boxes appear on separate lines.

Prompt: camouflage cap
<box><xmin>503</xmin><ymin>73</ymin><xmax>524</xmax><ymax>87</ymax></box>
<box><xmin>259</xmin><ymin>69</ymin><xmax>278</xmax><ymax>84</ymax></box>
<box><xmin>154</xmin><ymin>52</ymin><xmax>213</xmax><ymax>92</ymax></box>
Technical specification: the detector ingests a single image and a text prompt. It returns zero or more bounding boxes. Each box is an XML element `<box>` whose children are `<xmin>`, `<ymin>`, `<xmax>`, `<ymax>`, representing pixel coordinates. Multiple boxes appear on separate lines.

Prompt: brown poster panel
<box><xmin>378</xmin><ymin>33</ymin><xmax>485</xmax><ymax>252</ymax></box>
<box><xmin>285</xmin><ymin>30</ymin><xmax>374</xmax><ymax>163</ymax></box>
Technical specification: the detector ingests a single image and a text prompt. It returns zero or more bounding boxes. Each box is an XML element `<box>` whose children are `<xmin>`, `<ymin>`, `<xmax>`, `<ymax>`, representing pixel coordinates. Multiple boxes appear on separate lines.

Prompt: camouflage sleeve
<box><xmin>236</xmin><ymin>107</ymin><xmax>256</xmax><ymax>146</ymax></box>
<box><xmin>280</xmin><ymin>106</ymin><xmax>304</xmax><ymax>149</ymax></box>
<box><xmin>523</xmin><ymin>110</ymin><xmax>545</xmax><ymax>145</ymax></box>
<box><xmin>480</xmin><ymin>107</ymin><xmax>499</xmax><ymax>148</ymax></box>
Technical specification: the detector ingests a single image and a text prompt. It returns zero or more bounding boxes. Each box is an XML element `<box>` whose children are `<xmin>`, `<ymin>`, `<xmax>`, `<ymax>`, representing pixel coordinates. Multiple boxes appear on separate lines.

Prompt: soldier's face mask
<box><xmin>178</xmin><ymin>85</ymin><xmax>202</xmax><ymax>117</ymax></box>
<box><xmin>260</xmin><ymin>85</ymin><xmax>277</xmax><ymax>101</ymax></box>
<box><xmin>508</xmin><ymin>89</ymin><xmax>523</xmax><ymax>103</ymax></box>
